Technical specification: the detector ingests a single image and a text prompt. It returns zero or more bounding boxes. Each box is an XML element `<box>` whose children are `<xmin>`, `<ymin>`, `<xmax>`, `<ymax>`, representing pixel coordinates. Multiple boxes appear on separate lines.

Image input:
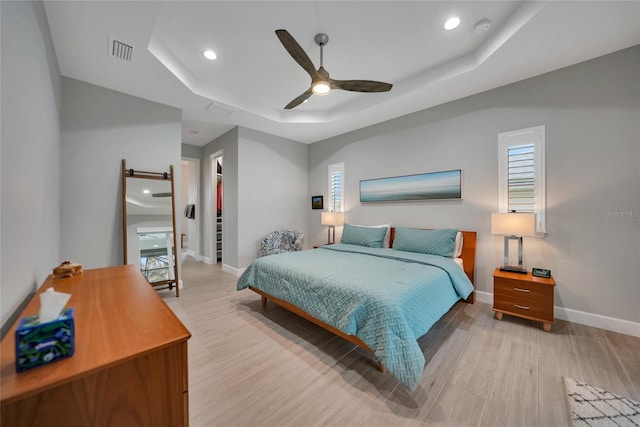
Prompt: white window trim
<box><xmin>498</xmin><ymin>125</ymin><xmax>546</xmax><ymax>234</ymax></box>
<box><xmin>328</xmin><ymin>162</ymin><xmax>344</xmax><ymax>213</ymax></box>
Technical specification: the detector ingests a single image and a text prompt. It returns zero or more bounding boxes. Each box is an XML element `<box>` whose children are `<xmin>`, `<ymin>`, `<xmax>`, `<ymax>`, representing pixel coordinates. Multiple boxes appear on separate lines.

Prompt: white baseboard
<box><xmin>475</xmin><ymin>290</ymin><xmax>493</xmax><ymax>305</ymax></box>
<box><xmin>201</xmin><ymin>256</ymin><xmax>213</xmax><ymax>265</ymax></box>
<box><xmin>186</xmin><ymin>250</ymin><xmax>195</xmax><ymax>258</ymax></box>
<box><xmin>474</xmin><ymin>291</ymin><xmax>640</xmax><ymax>338</ymax></box>
<box><xmin>554</xmin><ymin>307</ymin><xmax>640</xmax><ymax>338</ymax></box>
<box><xmin>222</xmin><ymin>264</ymin><xmax>245</xmax><ymax>277</ymax></box>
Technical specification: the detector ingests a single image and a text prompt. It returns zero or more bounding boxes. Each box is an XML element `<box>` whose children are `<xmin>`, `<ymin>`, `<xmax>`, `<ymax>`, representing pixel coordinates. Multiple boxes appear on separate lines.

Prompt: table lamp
<box><xmin>491</xmin><ymin>212</ymin><xmax>536</xmax><ymax>274</ymax></box>
<box><xmin>321</xmin><ymin>212</ymin><xmax>344</xmax><ymax>245</ymax></box>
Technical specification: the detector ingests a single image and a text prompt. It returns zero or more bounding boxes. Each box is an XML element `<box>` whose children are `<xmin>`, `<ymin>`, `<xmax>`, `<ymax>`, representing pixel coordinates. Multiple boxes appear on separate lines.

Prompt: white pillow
<box><xmin>352</xmin><ymin>224</ymin><xmax>391</xmax><ymax>248</ymax></box>
<box><xmin>454</xmin><ymin>231</ymin><xmax>463</xmax><ymax>258</ymax></box>
<box><xmin>453</xmin><ymin>257</ymin><xmax>464</xmax><ymax>270</ymax></box>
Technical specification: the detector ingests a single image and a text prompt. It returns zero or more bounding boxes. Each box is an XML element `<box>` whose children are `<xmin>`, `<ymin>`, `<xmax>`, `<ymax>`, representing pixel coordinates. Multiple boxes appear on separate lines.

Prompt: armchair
<box><xmin>258</xmin><ymin>229</ymin><xmax>304</xmax><ymax>257</ymax></box>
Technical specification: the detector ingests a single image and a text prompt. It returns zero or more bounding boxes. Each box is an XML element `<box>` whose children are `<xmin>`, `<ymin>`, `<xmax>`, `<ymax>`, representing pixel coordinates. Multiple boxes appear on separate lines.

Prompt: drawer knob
<box><xmin>514</xmin><ymin>287</ymin><xmax>530</xmax><ymax>293</ymax></box>
<box><xmin>514</xmin><ymin>304</ymin><xmax>530</xmax><ymax>310</ymax></box>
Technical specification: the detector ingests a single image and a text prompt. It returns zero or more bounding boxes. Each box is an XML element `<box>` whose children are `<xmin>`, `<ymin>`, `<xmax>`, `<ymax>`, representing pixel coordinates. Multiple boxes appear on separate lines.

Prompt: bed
<box><xmin>237</xmin><ymin>226</ymin><xmax>476</xmax><ymax>391</ymax></box>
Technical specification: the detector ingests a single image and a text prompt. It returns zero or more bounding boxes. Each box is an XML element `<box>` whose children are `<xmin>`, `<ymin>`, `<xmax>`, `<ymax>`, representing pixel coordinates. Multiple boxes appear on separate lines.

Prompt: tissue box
<box><xmin>15</xmin><ymin>308</ymin><xmax>75</xmax><ymax>373</ymax></box>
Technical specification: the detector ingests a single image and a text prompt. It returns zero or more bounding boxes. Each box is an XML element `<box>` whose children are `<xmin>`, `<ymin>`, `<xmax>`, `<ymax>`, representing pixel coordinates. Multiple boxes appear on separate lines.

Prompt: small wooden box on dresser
<box><xmin>492</xmin><ymin>268</ymin><xmax>556</xmax><ymax>332</ymax></box>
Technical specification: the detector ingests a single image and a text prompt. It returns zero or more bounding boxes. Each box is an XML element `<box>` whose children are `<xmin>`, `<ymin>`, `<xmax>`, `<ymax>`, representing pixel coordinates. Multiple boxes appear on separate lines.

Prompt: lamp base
<box><xmin>499</xmin><ymin>265</ymin><xmax>528</xmax><ymax>274</ymax></box>
<box><xmin>327</xmin><ymin>225</ymin><xmax>335</xmax><ymax>245</ymax></box>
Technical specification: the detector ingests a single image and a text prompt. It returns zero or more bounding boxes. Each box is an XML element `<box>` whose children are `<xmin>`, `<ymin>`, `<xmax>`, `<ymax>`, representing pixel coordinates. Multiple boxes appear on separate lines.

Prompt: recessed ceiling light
<box><xmin>444</xmin><ymin>16</ymin><xmax>461</xmax><ymax>30</ymax></box>
<box><xmin>143</xmin><ymin>189</ymin><xmax>150</xmax><ymax>194</ymax></box>
<box><xmin>203</xmin><ymin>49</ymin><xmax>217</xmax><ymax>60</ymax></box>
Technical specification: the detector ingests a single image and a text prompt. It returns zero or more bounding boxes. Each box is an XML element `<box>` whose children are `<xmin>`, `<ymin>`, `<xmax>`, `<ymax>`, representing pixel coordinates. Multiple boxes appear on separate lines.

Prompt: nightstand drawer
<box><xmin>494</xmin><ymin>279</ymin><xmax>553</xmax><ymax>301</ymax></box>
<box><xmin>493</xmin><ymin>293</ymin><xmax>554</xmax><ymax>322</ymax></box>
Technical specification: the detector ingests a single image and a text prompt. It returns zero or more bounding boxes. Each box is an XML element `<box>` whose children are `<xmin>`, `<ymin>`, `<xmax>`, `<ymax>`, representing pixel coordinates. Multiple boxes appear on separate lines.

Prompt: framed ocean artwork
<box><xmin>360</xmin><ymin>169</ymin><xmax>462</xmax><ymax>202</ymax></box>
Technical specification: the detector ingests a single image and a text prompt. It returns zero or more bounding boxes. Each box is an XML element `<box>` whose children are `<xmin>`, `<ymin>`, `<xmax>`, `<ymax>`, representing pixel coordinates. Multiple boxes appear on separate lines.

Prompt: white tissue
<box><xmin>39</xmin><ymin>287</ymin><xmax>71</xmax><ymax>323</ymax></box>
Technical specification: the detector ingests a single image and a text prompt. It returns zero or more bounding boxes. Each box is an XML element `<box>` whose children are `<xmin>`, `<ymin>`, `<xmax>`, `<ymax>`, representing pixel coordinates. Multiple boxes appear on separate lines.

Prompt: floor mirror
<box><xmin>122</xmin><ymin>159</ymin><xmax>179</xmax><ymax>297</ymax></box>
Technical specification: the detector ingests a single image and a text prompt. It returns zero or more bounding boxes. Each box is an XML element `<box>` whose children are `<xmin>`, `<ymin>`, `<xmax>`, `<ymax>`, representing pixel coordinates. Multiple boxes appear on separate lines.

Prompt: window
<box><xmin>498</xmin><ymin>126</ymin><xmax>546</xmax><ymax>233</ymax></box>
<box><xmin>328</xmin><ymin>163</ymin><xmax>344</xmax><ymax>212</ymax></box>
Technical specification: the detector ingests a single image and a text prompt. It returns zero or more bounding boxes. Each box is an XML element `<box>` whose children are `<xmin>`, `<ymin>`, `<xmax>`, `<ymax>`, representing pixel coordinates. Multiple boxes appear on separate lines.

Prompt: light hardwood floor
<box><xmin>161</xmin><ymin>258</ymin><xmax>640</xmax><ymax>427</ymax></box>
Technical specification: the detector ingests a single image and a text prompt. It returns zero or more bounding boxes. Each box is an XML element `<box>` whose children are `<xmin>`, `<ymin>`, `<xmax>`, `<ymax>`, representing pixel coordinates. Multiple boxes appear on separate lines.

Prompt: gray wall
<box><xmin>1</xmin><ymin>1</ymin><xmax>62</xmax><ymax>327</ymax></box>
<box><xmin>201</xmin><ymin>127</ymin><xmax>309</xmax><ymax>271</ymax></box>
<box><xmin>60</xmin><ymin>78</ymin><xmax>182</xmax><ymax>271</ymax></box>
<box><xmin>237</xmin><ymin>127</ymin><xmax>309</xmax><ymax>268</ymax></box>
<box><xmin>309</xmin><ymin>46</ymin><xmax>640</xmax><ymax>324</ymax></box>
<box><xmin>182</xmin><ymin>143</ymin><xmax>202</xmax><ymax>160</ymax></box>
<box><xmin>202</xmin><ymin>127</ymin><xmax>239</xmax><ymax>267</ymax></box>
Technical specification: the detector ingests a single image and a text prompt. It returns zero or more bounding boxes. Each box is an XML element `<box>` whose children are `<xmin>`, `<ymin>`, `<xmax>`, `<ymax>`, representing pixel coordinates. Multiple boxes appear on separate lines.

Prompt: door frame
<box><xmin>181</xmin><ymin>156</ymin><xmax>201</xmax><ymax>262</ymax></box>
<box><xmin>206</xmin><ymin>150</ymin><xmax>223</xmax><ymax>265</ymax></box>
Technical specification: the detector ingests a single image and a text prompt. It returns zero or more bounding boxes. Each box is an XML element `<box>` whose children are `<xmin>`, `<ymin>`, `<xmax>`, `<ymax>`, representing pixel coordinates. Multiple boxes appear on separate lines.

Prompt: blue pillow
<box><xmin>392</xmin><ymin>227</ymin><xmax>458</xmax><ymax>257</ymax></box>
<box><xmin>340</xmin><ymin>224</ymin><xmax>387</xmax><ymax>248</ymax></box>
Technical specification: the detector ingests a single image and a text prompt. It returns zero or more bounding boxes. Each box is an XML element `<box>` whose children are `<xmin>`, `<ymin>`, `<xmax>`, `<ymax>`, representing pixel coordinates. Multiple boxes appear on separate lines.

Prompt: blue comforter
<box><xmin>236</xmin><ymin>244</ymin><xmax>474</xmax><ymax>391</ymax></box>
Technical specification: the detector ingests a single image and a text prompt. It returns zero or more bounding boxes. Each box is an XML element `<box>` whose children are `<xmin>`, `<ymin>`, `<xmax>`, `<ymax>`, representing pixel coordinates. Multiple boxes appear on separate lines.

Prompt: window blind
<box><xmin>328</xmin><ymin>163</ymin><xmax>344</xmax><ymax>212</ymax></box>
<box><xmin>498</xmin><ymin>125</ymin><xmax>546</xmax><ymax>234</ymax></box>
<box><xmin>507</xmin><ymin>144</ymin><xmax>535</xmax><ymax>212</ymax></box>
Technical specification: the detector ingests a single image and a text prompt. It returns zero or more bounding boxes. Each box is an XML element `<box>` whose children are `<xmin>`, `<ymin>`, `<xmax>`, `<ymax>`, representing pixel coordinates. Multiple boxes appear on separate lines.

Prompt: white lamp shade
<box><xmin>321</xmin><ymin>212</ymin><xmax>344</xmax><ymax>226</ymax></box>
<box><xmin>491</xmin><ymin>212</ymin><xmax>536</xmax><ymax>236</ymax></box>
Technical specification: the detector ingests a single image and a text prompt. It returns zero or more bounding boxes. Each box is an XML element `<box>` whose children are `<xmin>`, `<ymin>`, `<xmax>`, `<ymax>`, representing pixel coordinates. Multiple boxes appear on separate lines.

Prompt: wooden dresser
<box><xmin>1</xmin><ymin>265</ymin><xmax>191</xmax><ymax>426</ymax></box>
<box><xmin>493</xmin><ymin>268</ymin><xmax>556</xmax><ymax>332</ymax></box>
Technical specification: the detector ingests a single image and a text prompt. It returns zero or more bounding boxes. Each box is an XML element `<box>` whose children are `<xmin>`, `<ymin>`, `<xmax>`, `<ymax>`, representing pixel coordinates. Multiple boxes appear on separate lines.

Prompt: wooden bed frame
<box><xmin>248</xmin><ymin>228</ymin><xmax>477</xmax><ymax>373</ymax></box>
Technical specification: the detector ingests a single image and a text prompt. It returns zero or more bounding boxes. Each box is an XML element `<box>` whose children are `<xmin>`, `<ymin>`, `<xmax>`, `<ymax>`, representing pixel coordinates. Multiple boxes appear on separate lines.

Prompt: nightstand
<box><xmin>493</xmin><ymin>268</ymin><xmax>556</xmax><ymax>332</ymax></box>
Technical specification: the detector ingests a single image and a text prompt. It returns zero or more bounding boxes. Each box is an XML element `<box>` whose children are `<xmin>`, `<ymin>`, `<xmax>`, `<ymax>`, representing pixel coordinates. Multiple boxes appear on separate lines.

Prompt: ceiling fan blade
<box><xmin>331</xmin><ymin>79</ymin><xmax>393</xmax><ymax>93</ymax></box>
<box><xmin>275</xmin><ymin>29</ymin><xmax>319</xmax><ymax>80</ymax></box>
<box><xmin>284</xmin><ymin>89</ymin><xmax>313</xmax><ymax>110</ymax></box>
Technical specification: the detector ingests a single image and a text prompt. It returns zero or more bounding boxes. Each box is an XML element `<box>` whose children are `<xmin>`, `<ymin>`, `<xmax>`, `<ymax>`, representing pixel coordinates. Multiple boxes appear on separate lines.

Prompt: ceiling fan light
<box><xmin>312</xmin><ymin>81</ymin><xmax>331</xmax><ymax>95</ymax></box>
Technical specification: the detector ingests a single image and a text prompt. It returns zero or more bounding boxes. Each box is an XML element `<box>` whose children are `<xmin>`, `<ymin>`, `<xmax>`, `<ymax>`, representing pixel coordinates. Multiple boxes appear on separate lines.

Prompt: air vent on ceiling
<box><xmin>109</xmin><ymin>37</ymin><xmax>133</xmax><ymax>61</ymax></box>
<box><xmin>204</xmin><ymin>101</ymin><xmax>234</xmax><ymax>118</ymax></box>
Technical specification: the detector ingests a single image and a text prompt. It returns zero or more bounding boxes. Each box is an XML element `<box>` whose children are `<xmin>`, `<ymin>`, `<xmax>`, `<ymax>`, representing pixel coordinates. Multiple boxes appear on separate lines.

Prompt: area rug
<box><xmin>564</xmin><ymin>376</ymin><xmax>640</xmax><ymax>426</ymax></box>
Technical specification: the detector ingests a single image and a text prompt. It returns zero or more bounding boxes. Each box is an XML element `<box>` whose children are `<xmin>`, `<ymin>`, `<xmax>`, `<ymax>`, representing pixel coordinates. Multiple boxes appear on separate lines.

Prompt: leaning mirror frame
<box><xmin>121</xmin><ymin>159</ymin><xmax>180</xmax><ymax>297</ymax></box>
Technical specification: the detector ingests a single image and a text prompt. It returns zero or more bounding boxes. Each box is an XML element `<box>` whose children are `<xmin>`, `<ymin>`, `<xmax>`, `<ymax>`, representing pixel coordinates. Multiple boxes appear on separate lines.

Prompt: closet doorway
<box><xmin>181</xmin><ymin>158</ymin><xmax>200</xmax><ymax>262</ymax></box>
<box><xmin>211</xmin><ymin>152</ymin><xmax>223</xmax><ymax>265</ymax></box>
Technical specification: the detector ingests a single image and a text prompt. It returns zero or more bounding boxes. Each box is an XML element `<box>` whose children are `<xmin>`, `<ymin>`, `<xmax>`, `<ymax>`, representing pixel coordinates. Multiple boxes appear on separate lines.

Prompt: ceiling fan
<box><xmin>275</xmin><ymin>29</ymin><xmax>393</xmax><ymax>110</ymax></box>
